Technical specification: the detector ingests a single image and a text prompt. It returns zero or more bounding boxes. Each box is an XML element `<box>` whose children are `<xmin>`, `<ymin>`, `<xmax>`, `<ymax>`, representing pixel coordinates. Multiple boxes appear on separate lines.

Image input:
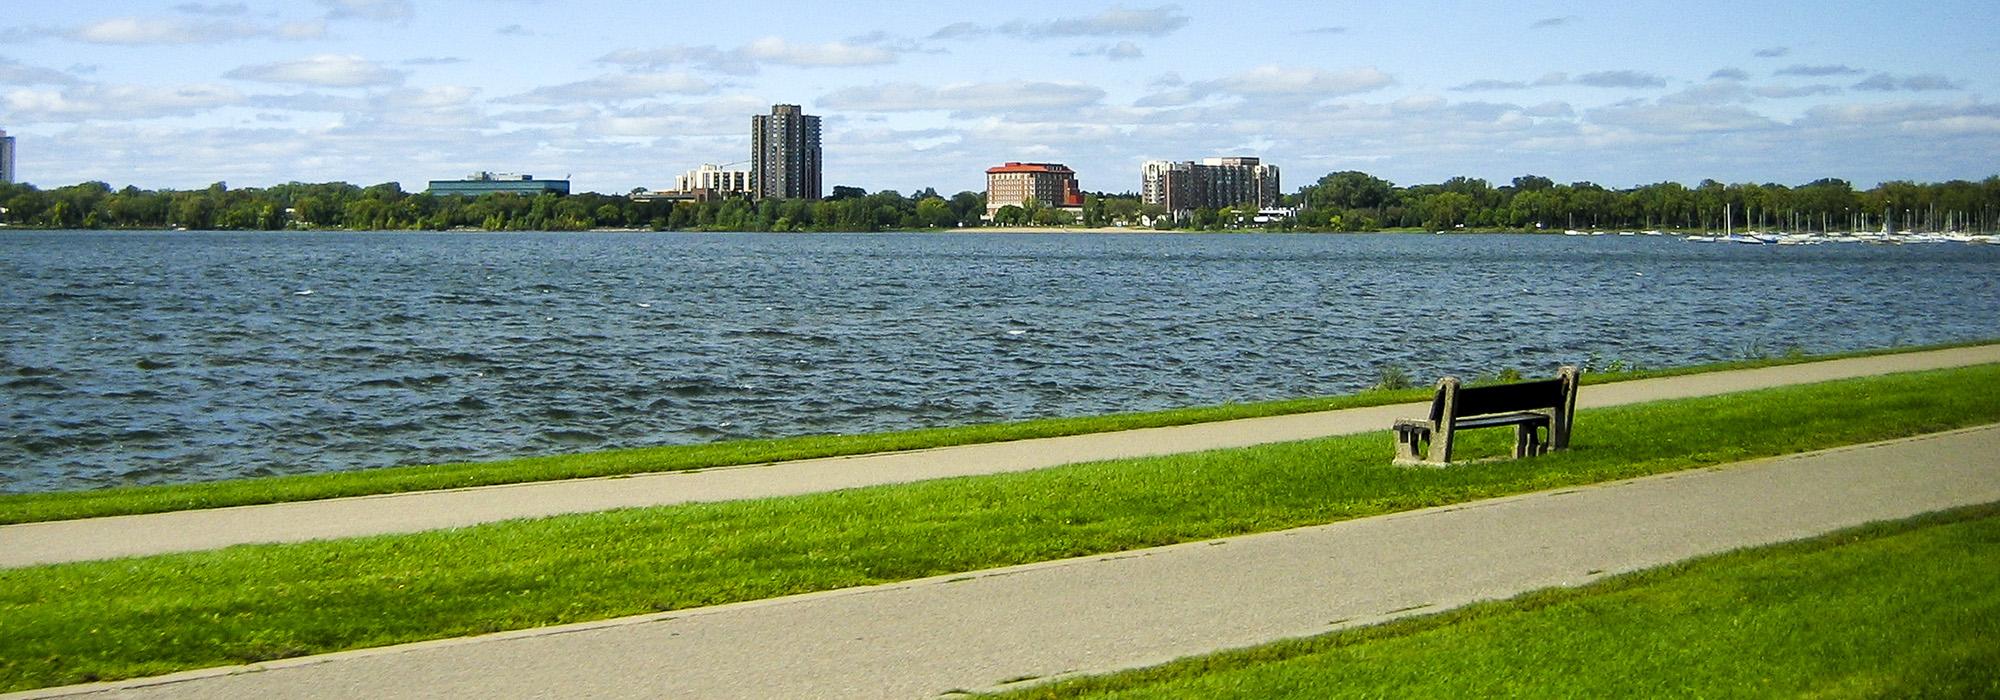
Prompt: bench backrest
<box><xmin>1427</xmin><ymin>371</ymin><xmax>1577</xmax><ymax>423</ymax></box>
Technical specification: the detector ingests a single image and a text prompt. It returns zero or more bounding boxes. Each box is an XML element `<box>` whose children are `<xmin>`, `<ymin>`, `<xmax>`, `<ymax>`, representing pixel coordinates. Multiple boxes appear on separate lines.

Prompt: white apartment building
<box><xmin>676</xmin><ymin>163</ymin><xmax>753</xmax><ymax>195</ymax></box>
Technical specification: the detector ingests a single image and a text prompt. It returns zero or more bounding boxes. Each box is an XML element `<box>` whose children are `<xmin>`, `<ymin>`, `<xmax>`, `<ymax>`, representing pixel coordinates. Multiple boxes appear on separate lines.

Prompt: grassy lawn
<box><xmin>1</xmin><ymin>364</ymin><xmax>1996</xmax><ymax>692</ymax></box>
<box><xmin>991</xmin><ymin>503</ymin><xmax>2000</xmax><ymax>699</ymax></box>
<box><xmin>3</xmin><ymin>340</ymin><xmax>1990</xmax><ymax>525</ymax></box>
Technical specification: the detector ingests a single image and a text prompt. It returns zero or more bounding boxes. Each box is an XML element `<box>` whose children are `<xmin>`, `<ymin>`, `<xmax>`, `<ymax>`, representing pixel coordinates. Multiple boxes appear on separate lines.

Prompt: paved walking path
<box><xmin>17</xmin><ymin>424</ymin><xmax>1999</xmax><ymax>699</ymax></box>
<box><xmin>4</xmin><ymin>344</ymin><xmax>1998</xmax><ymax>568</ymax></box>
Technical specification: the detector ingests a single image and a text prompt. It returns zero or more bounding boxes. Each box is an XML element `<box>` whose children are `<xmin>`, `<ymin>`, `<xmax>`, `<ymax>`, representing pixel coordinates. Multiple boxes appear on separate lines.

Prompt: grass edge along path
<box><xmin>4</xmin><ymin>339</ymin><xmax>1995</xmax><ymax>525</ymax></box>
<box><xmin>987</xmin><ymin>502</ymin><xmax>2000</xmax><ymax>699</ymax></box>
<box><xmin>1</xmin><ymin>365</ymin><xmax>1998</xmax><ymax>692</ymax></box>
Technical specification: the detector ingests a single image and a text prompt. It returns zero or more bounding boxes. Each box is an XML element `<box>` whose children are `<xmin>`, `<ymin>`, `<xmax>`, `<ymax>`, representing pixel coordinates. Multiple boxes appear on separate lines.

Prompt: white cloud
<box><xmin>1201</xmin><ymin>65</ymin><xmax>1393</xmax><ymax>97</ymax></box>
<box><xmin>69</xmin><ymin>16</ymin><xmax>323</xmax><ymax>44</ymax></box>
<box><xmin>979</xmin><ymin>125</ymin><xmax>1122</xmax><ymax>150</ymax></box>
<box><xmin>502</xmin><ymin>72</ymin><xmax>714</xmax><ymax>104</ymax></box>
<box><xmin>173</xmin><ymin>3</ymin><xmax>249</xmax><ymax>16</ymax></box>
<box><xmin>741</xmin><ymin>37</ymin><xmax>895</xmax><ymax>67</ymax></box>
<box><xmin>586</xmin><ymin>115</ymin><xmax>711</xmax><ymax>138</ymax></box>
<box><xmin>379</xmin><ymin>85</ymin><xmax>478</xmax><ymax>110</ymax></box>
<box><xmin>277</xmin><ymin>20</ymin><xmax>330</xmax><ymax>40</ymax></box>
<box><xmin>247</xmin><ymin>92</ymin><xmax>367</xmax><ymax>113</ymax></box>
<box><xmin>1589</xmin><ymin>102</ymin><xmax>1776</xmax><ymax>133</ymax></box>
<box><xmin>928</xmin><ymin>22</ymin><xmax>986</xmax><ymax>40</ymax></box>
<box><xmin>1452</xmin><ymin>79</ymin><xmax>1531</xmax><ymax>92</ymax></box>
<box><xmin>362</xmin><ymin>91</ymin><xmax>489</xmax><ymax>129</ymax></box>
<box><xmin>226</xmin><ymin>55</ymin><xmax>407</xmax><ymax>88</ymax></box>
<box><xmin>1392</xmin><ymin>95</ymin><xmax>1447</xmax><ymax>113</ymax></box>
<box><xmin>820</xmin><ymin>81</ymin><xmax>1105</xmax><ymax>113</ymax></box>
<box><xmin>597</xmin><ymin>37</ymin><xmax>898</xmax><ymax>75</ymax></box>
<box><xmin>1754</xmin><ymin>84</ymin><xmax>1841</xmax><ymax>99</ymax></box>
<box><xmin>5</xmin><ymin>83</ymin><xmax>242</xmax><ymax>121</ymax></box>
<box><xmin>1073</xmin><ymin>42</ymin><xmax>1144</xmax><ymax>61</ymax></box>
<box><xmin>1523</xmin><ymin>101</ymin><xmax>1575</xmax><ymax>118</ymax></box>
<box><xmin>75</xmin><ymin>17</ymin><xmax>240</xmax><ymax>44</ymax></box>
<box><xmin>599</xmin><ymin>46</ymin><xmax>747</xmax><ymax>74</ymax></box>
<box><xmin>493</xmin><ymin>106</ymin><xmax>599</xmax><ymax>125</ymax></box>
<box><xmin>566</xmin><ymin>96</ymin><xmax>771</xmax><ymax>138</ymax></box>
<box><xmin>1572</xmin><ymin>71</ymin><xmax>1668</xmax><ymax>89</ymax></box>
<box><xmin>1776</xmin><ymin>64</ymin><xmax>1865</xmax><ymax>77</ymax></box>
<box><xmin>1660</xmin><ymin>82</ymin><xmax>1752</xmax><ymax>106</ymax></box>
<box><xmin>317</xmin><ymin>0</ymin><xmax>413</xmax><ymax>22</ymax></box>
<box><xmin>1852</xmin><ymin>73</ymin><xmax>1960</xmax><ymax>92</ymax></box>
<box><xmin>1798</xmin><ymin>100</ymin><xmax>1999</xmax><ymax>129</ymax></box>
<box><xmin>1898</xmin><ymin>115</ymin><xmax>2000</xmax><ymax>135</ymax></box>
<box><xmin>0</xmin><ymin>58</ymin><xmax>81</xmax><ymax>86</ymax></box>
<box><xmin>1454</xmin><ymin>70</ymin><xmax>1663</xmax><ymax>92</ymax></box>
<box><xmin>935</xmin><ymin>5</ymin><xmax>1188</xmax><ymax>41</ymax></box>
<box><xmin>844</xmin><ymin>30</ymin><xmax>929</xmax><ymax>55</ymax></box>
<box><xmin>1004</xmin><ymin>5</ymin><xmax>1188</xmax><ymax>38</ymax></box>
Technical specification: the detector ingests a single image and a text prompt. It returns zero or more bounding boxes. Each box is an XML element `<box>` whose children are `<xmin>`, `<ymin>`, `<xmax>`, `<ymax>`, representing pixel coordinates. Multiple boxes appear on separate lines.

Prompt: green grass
<box><xmin>992</xmin><ymin>503</ymin><xmax>2000</xmax><ymax>699</ymax></box>
<box><xmin>3</xmin><ymin>340</ymin><xmax>1993</xmax><ymax>525</ymax></box>
<box><xmin>2</xmin><ymin>364</ymin><xmax>1998</xmax><ymax>692</ymax></box>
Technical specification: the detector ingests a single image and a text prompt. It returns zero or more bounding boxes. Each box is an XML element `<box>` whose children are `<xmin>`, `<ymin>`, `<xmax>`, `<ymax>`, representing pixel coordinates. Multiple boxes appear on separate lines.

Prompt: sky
<box><xmin>2</xmin><ymin>0</ymin><xmax>1997</xmax><ymax>196</ymax></box>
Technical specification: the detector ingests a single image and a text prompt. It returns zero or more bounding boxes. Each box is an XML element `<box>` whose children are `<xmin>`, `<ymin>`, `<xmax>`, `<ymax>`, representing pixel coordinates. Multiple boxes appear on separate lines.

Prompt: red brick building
<box><xmin>985</xmin><ymin>162</ymin><xmax>1084</xmax><ymax>219</ymax></box>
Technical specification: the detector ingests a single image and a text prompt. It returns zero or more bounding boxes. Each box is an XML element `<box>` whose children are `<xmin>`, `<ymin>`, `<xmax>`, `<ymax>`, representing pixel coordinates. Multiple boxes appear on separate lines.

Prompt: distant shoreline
<box><xmin>0</xmin><ymin>226</ymin><xmax>1544</xmax><ymax>237</ymax></box>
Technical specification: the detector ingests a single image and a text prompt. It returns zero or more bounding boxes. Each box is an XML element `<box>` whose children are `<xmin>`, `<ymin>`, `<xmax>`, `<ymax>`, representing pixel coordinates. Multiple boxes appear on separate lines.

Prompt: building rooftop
<box><xmin>986</xmin><ymin>162</ymin><xmax>1075</xmax><ymax>175</ymax></box>
<box><xmin>455</xmin><ymin>172</ymin><xmax>542</xmax><ymax>181</ymax></box>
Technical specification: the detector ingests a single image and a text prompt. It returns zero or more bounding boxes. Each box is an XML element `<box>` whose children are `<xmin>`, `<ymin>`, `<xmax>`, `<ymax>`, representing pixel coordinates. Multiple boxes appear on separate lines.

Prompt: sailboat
<box><xmin>1721</xmin><ymin>203</ymin><xmax>1771</xmax><ymax>244</ymax></box>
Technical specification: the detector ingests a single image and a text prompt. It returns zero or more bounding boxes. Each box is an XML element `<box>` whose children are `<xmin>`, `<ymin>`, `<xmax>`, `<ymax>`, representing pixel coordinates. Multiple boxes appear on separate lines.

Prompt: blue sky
<box><xmin>2</xmin><ymin>0</ymin><xmax>1996</xmax><ymax>195</ymax></box>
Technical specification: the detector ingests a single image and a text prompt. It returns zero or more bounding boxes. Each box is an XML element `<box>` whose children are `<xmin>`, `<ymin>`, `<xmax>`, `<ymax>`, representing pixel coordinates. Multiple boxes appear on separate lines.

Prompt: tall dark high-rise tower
<box><xmin>0</xmin><ymin>129</ymin><xmax>14</xmax><ymax>184</ymax></box>
<box><xmin>751</xmin><ymin>104</ymin><xmax>821</xmax><ymax>200</ymax></box>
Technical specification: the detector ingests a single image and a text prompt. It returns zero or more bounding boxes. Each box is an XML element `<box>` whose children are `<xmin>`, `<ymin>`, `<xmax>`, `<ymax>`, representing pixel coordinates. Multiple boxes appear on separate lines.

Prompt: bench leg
<box><xmin>1393</xmin><ymin>425</ymin><xmax>1430</xmax><ymax>464</ymax></box>
<box><xmin>1429</xmin><ymin>427</ymin><xmax>1454</xmax><ymax>464</ymax></box>
<box><xmin>1513</xmin><ymin>424</ymin><xmax>1545</xmax><ymax>458</ymax></box>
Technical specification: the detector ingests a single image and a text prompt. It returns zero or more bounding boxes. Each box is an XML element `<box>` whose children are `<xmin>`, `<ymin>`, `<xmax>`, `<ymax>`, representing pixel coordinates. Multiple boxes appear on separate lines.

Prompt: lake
<box><xmin>3</xmin><ymin>230</ymin><xmax>1996</xmax><ymax>493</ymax></box>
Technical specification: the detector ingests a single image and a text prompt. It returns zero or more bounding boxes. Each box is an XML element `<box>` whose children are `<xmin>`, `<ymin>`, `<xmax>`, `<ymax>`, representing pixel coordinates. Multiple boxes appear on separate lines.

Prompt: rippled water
<box><xmin>3</xmin><ymin>230</ymin><xmax>1996</xmax><ymax>493</ymax></box>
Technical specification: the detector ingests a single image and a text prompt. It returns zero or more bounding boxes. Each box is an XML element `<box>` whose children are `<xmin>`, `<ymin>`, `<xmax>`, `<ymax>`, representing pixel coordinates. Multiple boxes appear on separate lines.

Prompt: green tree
<box><xmin>915</xmin><ymin>197</ymin><xmax>955</xmax><ymax>229</ymax></box>
<box><xmin>994</xmin><ymin>204</ymin><xmax>1026</xmax><ymax>226</ymax></box>
<box><xmin>1309</xmin><ymin>171</ymin><xmax>1396</xmax><ymax>210</ymax></box>
<box><xmin>1416</xmin><ymin>191</ymin><xmax>1474</xmax><ymax>230</ymax></box>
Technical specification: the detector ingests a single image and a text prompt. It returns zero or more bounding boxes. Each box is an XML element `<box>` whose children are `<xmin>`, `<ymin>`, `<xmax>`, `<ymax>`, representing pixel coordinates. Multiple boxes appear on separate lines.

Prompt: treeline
<box><xmin>0</xmin><ymin>181</ymin><xmax>999</xmax><ymax>232</ymax></box>
<box><xmin>2</xmin><ymin>173</ymin><xmax>1997</xmax><ymax>233</ymax></box>
<box><xmin>1288</xmin><ymin>172</ymin><xmax>2000</xmax><ymax>233</ymax></box>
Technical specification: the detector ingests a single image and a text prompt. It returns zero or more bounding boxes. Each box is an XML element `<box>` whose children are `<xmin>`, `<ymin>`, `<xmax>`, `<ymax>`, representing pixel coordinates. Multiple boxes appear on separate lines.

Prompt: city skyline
<box><xmin>1</xmin><ymin>1</ymin><xmax>1997</xmax><ymax>195</ymax></box>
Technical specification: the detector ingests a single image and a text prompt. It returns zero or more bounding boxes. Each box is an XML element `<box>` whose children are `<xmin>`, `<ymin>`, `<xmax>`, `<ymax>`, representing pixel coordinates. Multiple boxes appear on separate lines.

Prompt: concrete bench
<box><xmin>1393</xmin><ymin>367</ymin><xmax>1579</xmax><ymax>465</ymax></box>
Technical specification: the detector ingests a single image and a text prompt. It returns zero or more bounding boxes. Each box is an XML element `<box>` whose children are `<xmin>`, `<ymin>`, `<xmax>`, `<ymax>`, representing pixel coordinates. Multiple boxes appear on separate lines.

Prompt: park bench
<box><xmin>1393</xmin><ymin>366</ymin><xmax>1579</xmax><ymax>465</ymax></box>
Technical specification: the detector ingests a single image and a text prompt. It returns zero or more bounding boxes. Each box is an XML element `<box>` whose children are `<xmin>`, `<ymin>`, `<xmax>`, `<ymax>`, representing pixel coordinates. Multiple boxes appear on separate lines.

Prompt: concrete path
<box><xmin>17</xmin><ymin>424</ymin><xmax>1999</xmax><ymax>699</ymax></box>
<box><xmin>5</xmin><ymin>343</ymin><xmax>1998</xmax><ymax>568</ymax></box>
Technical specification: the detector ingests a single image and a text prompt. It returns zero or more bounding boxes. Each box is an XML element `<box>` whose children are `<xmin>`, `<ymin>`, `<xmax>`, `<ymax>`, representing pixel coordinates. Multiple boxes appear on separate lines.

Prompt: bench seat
<box><xmin>1449</xmin><ymin>411</ymin><xmax>1550</xmax><ymax>430</ymax></box>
